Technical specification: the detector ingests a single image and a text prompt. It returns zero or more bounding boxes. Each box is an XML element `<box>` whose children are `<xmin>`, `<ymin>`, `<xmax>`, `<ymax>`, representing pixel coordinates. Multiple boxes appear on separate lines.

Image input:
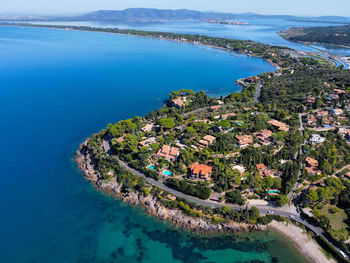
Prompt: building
<box><xmin>257</xmin><ymin>129</ymin><xmax>273</xmax><ymax>145</ymax></box>
<box><xmin>232</xmin><ymin>165</ymin><xmax>245</xmax><ymax>174</ymax></box>
<box><xmin>307</xmin><ymin>115</ymin><xmax>317</xmax><ymax>126</ymax></box>
<box><xmin>198</xmin><ymin>135</ymin><xmax>216</xmax><ymax>149</ymax></box>
<box><xmin>190</xmin><ymin>163</ymin><xmax>213</xmax><ymax>180</ymax></box>
<box><xmin>174</xmin><ymin>124</ymin><xmax>187</xmax><ymax>132</ymax></box>
<box><xmin>316</xmin><ymin>111</ymin><xmax>329</xmax><ymax>117</ymax></box>
<box><xmin>154</xmin><ymin>145</ymin><xmax>180</xmax><ymax>161</ymax></box>
<box><xmin>236</xmin><ymin>135</ymin><xmax>253</xmax><ymax>147</ymax></box>
<box><xmin>170</xmin><ymin>98</ymin><xmax>185</xmax><ymax>108</ymax></box>
<box><xmin>116</xmin><ymin>134</ymin><xmax>126</xmax><ymax>143</ymax></box>
<box><xmin>221</xmin><ymin>113</ymin><xmax>236</xmax><ymax>119</ymax></box>
<box><xmin>141</xmin><ymin>123</ymin><xmax>154</xmax><ymax>132</ymax></box>
<box><xmin>256</xmin><ymin>163</ymin><xmax>270</xmax><ymax>177</ymax></box>
<box><xmin>326</xmin><ymin>94</ymin><xmax>340</xmax><ymax>101</ymax></box>
<box><xmin>334</xmin><ymin>89</ymin><xmax>345</xmax><ymax>94</ymax></box>
<box><xmin>305</xmin><ymin>157</ymin><xmax>321</xmax><ymax>175</ymax></box>
<box><xmin>268</xmin><ymin>119</ymin><xmax>289</xmax><ymax>131</ymax></box>
<box><xmin>139</xmin><ymin>137</ymin><xmax>157</xmax><ymax>148</ymax></box>
<box><xmin>331</xmin><ymin>109</ymin><xmax>344</xmax><ymax>116</ymax></box>
<box><xmin>309</xmin><ymin>134</ymin><xmax>325</xmax><ymax>144</ymax></box>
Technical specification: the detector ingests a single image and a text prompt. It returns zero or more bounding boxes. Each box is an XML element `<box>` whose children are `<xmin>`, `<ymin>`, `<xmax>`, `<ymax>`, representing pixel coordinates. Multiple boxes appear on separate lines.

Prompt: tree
<box><xmin>159</xmin><ymin>118</ymin><xmax>175</xmax><ymax>129</ymax></box>
<box><xmin>306</xmin><ymin>189</ymin><xmax>319</xmax><ymax>203</ymax></box>
<box><xmin>225</xmin><ymin>190</ymin><xmax>245</xmax><ymax>206</ymax></box>
<box><xmin>276</xmin><ymin>194</ymin><xmax>289</xmax><ymax>207</ymax></box>
<box><xmin>249</xmin><ymin>206</ymin><xmax>260</xmax><ymax>222</ymax></box>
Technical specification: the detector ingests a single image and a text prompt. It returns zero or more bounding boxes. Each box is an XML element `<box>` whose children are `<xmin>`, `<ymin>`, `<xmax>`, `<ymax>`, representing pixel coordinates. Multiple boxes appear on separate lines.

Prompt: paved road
<box><xmin>254</xmin><ymin>81</ymin><xmax>262</xmax><ymax>102</ymax></box>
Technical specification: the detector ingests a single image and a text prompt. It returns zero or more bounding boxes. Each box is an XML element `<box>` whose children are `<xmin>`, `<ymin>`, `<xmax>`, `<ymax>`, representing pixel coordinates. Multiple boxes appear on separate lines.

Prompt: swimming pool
<box><xmin>162</xmin><ymin>170</ymin><xmax>172</xmax><ymax>176</ymax></box>
<box><xmin>268</xmin><ymin>190</ymin><xmax>279</xmax><ymax>194</ymax></box>
<box><xmin>147</xmin><ymin>165</ymin><xmax>156</xmax><ymax>171</ymax></box>
<box><xmin>236</xmin><ymin>121</ymin><xmax>243</xmax><ymax>126</ymax></box>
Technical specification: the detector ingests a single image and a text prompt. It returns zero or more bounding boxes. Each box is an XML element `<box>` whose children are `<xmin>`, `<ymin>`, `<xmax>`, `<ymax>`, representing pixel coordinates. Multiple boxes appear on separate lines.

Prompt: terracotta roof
<box><xmin>116</xmin><ymin>134</ymin><xmax>126</xmax><ymax>142</ymax></box>
<box><xmin>268</xmin><ymin>119</ymin><xmax>289</xmax><ymax>131</ymax></box>
<box><xmin>305</xmin><ymin>157</ymin><xmax>319</xmax><ymax>167</ymax></box>
<box><xmin>257</xmin><ymin>129</ymin><xmax>272</xmax><ymax>140</ymax></box>
<box><xmin>172</xmin><ymin>99</ymin><xmax>184</xmax><ymax>107</ymax></box>
<box><xmin>256</xmin><ymin>163</ymin><xmax>270</xmax><ymax>177</ymax></box>
<box><xmin>156</xmin><ymin>145</ymin><xmax>180</xmax><ymax>161</ymax></box>
<box><xmin>236</xmin><ymin>135</ymin><xmax>253</xmax><ymax>145</ymax></box>
<box><xmin>191</xmin><ymin>163</ymin><xmax>213</xmax><ymax>177</ymax></box>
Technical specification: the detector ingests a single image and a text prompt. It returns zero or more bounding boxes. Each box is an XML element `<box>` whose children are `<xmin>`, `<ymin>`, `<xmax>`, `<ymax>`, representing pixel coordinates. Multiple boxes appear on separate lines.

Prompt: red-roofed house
<box><xmin>236</xmin><ymin>135</ymin><xmax>253</xmax><ymax>147</ymax></box>
<box><xmin>190</xmin><ymin>163</ymin><xmax>213</xmax><ymax>180</ymax></box>
<box><xmin>171</xmin><ymin>99</ymin><xmax>185</xmax><ymax>108</ymax></box>
<box><xmin>198</xmin><ymin>135</ymin><xmax>216</xmax><ymax>149</ymax></box>
<box><xmin>268</xmin><ymin>119</ymin><xmax>289</xmax><ymax>131</ymax></box>
<box><xmin>305</xmin><ymin>157</ymin><xmax>321</xmax><ymax>175</ymax></box>
<box><xmin>154</xmin><ymin>145</ymin><xmax>180</xmax><ymax>161</ymax></box>
<box><xmin>316</xmin><ymin>111</ymin><xmax>329</xmax><ymax>117</ymax></box>
<box><xmin>256</xmin><ymin>163</ymin><xmax>271</xmax><ymax>177</ymax></box>
<box><xmin>257</xmin><ymin>129</ymin><xmax>273</xmax><ymax>145</ymax></box>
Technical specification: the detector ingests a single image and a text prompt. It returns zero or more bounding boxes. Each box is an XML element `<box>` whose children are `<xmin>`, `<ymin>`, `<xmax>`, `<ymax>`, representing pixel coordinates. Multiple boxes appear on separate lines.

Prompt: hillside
<box><xmin>280</xmin><ymin>24</ymin><xmax>350</xmax><ymax>47</ymax></box>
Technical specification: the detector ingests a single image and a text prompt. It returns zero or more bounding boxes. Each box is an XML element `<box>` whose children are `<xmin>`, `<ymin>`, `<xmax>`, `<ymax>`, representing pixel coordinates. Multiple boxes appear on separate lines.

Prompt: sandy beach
<box><xmin>269</xmin><ymin>220</ymin><xmax>336</xmax><ymax>263</ymax></box>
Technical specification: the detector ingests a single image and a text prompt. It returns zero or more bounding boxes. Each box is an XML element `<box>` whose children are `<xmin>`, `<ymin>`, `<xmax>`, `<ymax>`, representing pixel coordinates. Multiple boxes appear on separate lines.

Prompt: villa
<box><xmin>139</xmin><ymin>137</ymin><xmax>157</xmax><ymax>148</ymax></box>
<box><xmin>190</xmin><ymin>163</ymin><xmax>213</xmax><ymax>180</ymax></box>
<box><xmin>331</xmin><ymin>108</ymin><xmax>343</xmax><ymax>116</ymax></box>
<box><xmin>316</xmin><ymin>111</ymin><xmax>329</xmax><ymax>117</ymax></box>
<box><xmin>309</xmin><ymin>134</ymin><xmax>325</xmax><ymax>144</ymax></box>
<box><xmin>141</xmin><ymin>123</ymin><xmax>154</xmax><ymax>132</ymax></box>
<box><xmin>256</xmin><ymin>129</ymin><xmax>273</xmax><ymax>145</ymax></box>
<box><xmin>154</xmin><ymin>145</ymin><xmax>180</xmax><ymax>161</ymax></box>
<box><xmin>221</xmin><ymin>113</ymin><xmax>236</xmax><ymax>119</ymax></box>
<box><xmin>305</xmin><ymin>157</ymin><xmax>322</xmax><ymax>175</ymax></box>
<box><xmin>116</xmin><ymin>134</ymin><xmax>126</xmax><ymax>143</ymax></box>
<box><xmin>307</xmin><ymin>115</ymin><xmax>317</xmax><ymax>126</ymax></box>
<box><xmin>170</xmin><ymin>98</ymin><xmax>185</xmax><ymax>108</ymax></box>
<box><xmin>268</xmin><ymin>119</ymin><xmax>289</xmax><ymax>131</ymax></box>
<box><xmin>198</xmin><ymin>135</ymin><xmax>216</xmax><ymax>149</ymax></box>
<box><xmin>236</xmin><ymin>134</ymin><xmax>253</xmax><ymax>147</ymax></box>
<box><xmin>256</xmin><ymin>163</ymin><xmax>270</xmax><ymax>177</ymax></box>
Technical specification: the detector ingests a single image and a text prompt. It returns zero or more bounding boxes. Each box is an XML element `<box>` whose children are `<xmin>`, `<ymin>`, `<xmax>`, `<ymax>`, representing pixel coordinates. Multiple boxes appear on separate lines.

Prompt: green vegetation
<box><xmin>281</xmin><ymin>25</ymin><xmax>350</xmax><ymax>47</ymax></box>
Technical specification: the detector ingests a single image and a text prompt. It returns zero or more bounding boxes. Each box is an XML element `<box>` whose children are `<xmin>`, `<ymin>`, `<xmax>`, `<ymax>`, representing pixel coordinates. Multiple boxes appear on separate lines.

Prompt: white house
<box><xmin>309</xmin><ymin>134</ymin><xmax>325</xmax><ymax>144</ymax></box>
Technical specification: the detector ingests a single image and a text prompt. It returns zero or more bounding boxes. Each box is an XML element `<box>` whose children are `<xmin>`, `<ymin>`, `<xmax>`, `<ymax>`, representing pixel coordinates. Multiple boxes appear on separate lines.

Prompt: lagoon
<box><xmin>0</xmin><ymin>25</ymin><xmax>308</xmax><ymax>262</ymax></box>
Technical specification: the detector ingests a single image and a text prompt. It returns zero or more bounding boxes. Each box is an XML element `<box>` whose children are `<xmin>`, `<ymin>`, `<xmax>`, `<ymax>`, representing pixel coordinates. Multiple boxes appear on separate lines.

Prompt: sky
<box><xmin>2</xmin><ymin>0</ymin><xmax>350</xmax><ymax>17</ymax></box>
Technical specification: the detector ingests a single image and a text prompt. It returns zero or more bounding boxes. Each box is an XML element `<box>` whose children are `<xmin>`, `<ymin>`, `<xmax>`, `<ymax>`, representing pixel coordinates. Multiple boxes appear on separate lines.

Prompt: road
<box><xmin>255</xmin><ymin>81</ymin><xmax>262</xmax><ymax>102</ymax></box>
<box><xmin>103</xmin><ymin>139</ymin><xmax>349</xmax><ymax>260</ymax></box>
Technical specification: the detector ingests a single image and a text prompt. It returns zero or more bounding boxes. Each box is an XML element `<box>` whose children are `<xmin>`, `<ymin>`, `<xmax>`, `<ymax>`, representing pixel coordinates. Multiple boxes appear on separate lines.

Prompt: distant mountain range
<box><xmin>1</xmin><ymin>8</ymin><xmax>350</xmax><ymax>23</ymax></box>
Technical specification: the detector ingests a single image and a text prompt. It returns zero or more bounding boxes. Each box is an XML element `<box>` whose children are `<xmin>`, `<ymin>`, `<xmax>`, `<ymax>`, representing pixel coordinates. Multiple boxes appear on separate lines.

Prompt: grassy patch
<box><xmin>320</xmin><ymin>204</ymin><xmax>347</xmax><ymax>230</ymax></box>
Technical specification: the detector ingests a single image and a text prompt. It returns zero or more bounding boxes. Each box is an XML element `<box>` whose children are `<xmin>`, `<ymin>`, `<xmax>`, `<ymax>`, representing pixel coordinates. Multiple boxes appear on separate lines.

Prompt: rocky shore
<box><xmin>75</xmin><ymin>140</ymin><xmax>267</xmax><ymax>234</ymax></box>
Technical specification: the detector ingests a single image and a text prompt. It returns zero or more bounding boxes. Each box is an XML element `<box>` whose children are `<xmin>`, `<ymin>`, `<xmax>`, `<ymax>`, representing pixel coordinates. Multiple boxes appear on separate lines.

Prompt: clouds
<box><xmin>1</xmin><ymin>0</ymin><xmax>349</xmax><ymax>16</ymax></box>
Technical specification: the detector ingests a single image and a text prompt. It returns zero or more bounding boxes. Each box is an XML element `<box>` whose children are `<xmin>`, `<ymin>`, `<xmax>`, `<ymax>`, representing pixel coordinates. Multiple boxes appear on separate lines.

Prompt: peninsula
<box><xmin>279</xmin><ymin>24</ymin><xmax>350</xmax><ymax>48</ymax></box>
<box><xmin>15</xmin><ymin>23</ymin><xmax>349</xmax><ymax>262</ymax></box>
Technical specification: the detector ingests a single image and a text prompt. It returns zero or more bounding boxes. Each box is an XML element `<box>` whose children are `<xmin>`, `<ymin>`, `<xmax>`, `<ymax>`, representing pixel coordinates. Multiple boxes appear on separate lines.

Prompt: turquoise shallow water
<box><xmin>0</xmin><ymin>26</ymin><xmax>308</xmax><ymax>262</ymax></box>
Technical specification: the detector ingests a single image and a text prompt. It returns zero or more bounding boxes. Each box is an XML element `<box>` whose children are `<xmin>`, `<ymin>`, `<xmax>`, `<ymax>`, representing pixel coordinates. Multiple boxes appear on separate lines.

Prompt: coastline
<box><xmin>75</xmin><ymin>139</ymin><xmax>266</xmax><ymax>234</ymax></box>
<box><xmin>269</xmin><ymin>221</ymin><xmax>336</xmax><ymax>263</ymax></box>
<box><xmin>0</xmin><ymin>23</ymin><xmax>282</xmax><ymax>71</ymax></box>
<box><xmin>75</xmin><ymin>139</ymin><xmax>327</xmax><ymax>263</ymax></box>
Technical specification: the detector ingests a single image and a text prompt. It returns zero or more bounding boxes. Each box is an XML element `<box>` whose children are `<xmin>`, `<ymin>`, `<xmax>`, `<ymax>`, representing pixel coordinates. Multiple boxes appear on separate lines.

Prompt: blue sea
<box><xmin>31</xmin><ymin>18</ymin><xmax>350</xmax><ymax>56</ymax></box>
<box><xmin>0</xmin><ymin>25</ymin><xmax>309</xmax><ymax>262</ymax></box>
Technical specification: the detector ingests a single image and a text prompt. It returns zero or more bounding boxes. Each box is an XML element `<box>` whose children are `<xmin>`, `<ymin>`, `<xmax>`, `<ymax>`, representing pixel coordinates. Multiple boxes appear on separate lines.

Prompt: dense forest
<box><xmin>281</xmin><ymin>25</ymin><xmax>350</xmax><ymax>47</ymax></box>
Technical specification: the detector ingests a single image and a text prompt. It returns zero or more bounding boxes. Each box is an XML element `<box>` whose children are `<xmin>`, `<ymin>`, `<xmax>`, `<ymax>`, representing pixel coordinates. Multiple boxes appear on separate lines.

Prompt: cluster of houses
<box><xmin>306</xmin><ymin>108</ymin><xmax>348</xmax><ymax>128</ymax></box>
